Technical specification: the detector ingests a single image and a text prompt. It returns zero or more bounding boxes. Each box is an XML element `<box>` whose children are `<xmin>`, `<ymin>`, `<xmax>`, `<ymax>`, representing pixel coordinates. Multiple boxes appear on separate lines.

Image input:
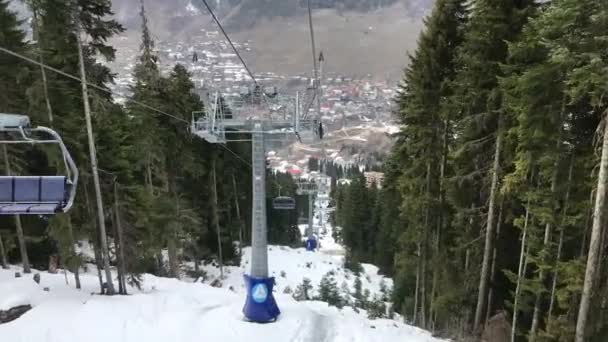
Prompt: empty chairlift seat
<box><xmin>273</xmin><ymin>196</ymin><xmax>296</xmax><ymax>210</ymax></box>
<box><xmin>0</xmin><ymin>176</ymin><xmax>69</xmax><ymax>214</ymax></box>
<box><xmin>0</xmin><ymin>113</ymin><xmax>78</xmax><ymax>215</ymax></box>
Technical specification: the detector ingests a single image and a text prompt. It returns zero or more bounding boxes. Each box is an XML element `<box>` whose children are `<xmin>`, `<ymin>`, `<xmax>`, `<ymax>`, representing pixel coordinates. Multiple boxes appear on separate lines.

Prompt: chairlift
<box><xmin>272</xmin><ymin>196</ymin><xmax>295</xmax><ymax>210</ymax></box>
<box><xmin>0</xmin><ymin>113</ymin><xmax>78</xmax><ymax>215</ymax></box>
<box><xmin>239</xmin><ymin>86</ymin><xmax>250</xmax><ymax>97</ymax></box>
<box><xmin>263</xmin><ymin>86</ymin><xmax>277</xmax><ymax>98</ymax></box>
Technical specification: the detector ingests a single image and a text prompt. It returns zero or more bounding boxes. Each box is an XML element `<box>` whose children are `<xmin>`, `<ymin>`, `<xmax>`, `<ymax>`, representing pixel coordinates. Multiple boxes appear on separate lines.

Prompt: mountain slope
<box><xmin>0</xmin><ymin>245</ymin><xmax>442</xmax><ymax>342</ymax></box>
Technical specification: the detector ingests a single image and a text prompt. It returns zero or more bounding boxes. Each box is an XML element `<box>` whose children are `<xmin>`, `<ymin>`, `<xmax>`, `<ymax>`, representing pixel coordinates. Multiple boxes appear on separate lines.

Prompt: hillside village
<box><xmin>106</xmin><ymin>28</ymin><xmax>400</xmax><ymax>173</ymax></box>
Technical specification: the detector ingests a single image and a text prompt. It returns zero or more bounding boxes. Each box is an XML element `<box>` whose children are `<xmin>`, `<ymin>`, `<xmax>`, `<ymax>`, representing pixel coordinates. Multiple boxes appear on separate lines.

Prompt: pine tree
<box><xmin>293</xmin><ymin>278</ymin><xmax>313</xmax><ymax>301</ymax></box>
<box><xmin>27</xmin><ymin>0</ymin><xmax>124</xmax><ymax>293</ymax></box>
<box><xmin>0</xmin><ymin>0</ymin><xmax>34</xmax><ymax>275</ymax></box>
<box><xmin>448</xmin><ymin>0</ymin><xmax>536</xmax><ymax>332</ymax></box>
<box><xmin>353</xmin><ymin>276</ymin><xmax>365</xmax><ymax>309</ymax></box>
<box><xmin>317</xmin><ymin>271</ymin><xmax>344</xmax><ymax>308</ymax></box>
<box><xmin>367</xmin><ymin>295</ymin><xmax>388</xmax><ymax>320</ymax></box>
<box><xmin>390</xmin><ymin>0</ymin><xmax>466</xmax><ymax>330</ymax></box>
<box><xmin>0</xmin><ymin>0</ymin><xmax>30</xmax><ymax>114</ymax></box>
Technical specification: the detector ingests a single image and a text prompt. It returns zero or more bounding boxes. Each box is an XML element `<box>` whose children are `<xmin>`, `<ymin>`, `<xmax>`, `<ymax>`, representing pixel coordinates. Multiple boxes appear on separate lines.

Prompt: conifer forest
<box><xmin>1</xmin><ymin>0</ymin><xmax>608</xmax><ymax>341</ymax></box>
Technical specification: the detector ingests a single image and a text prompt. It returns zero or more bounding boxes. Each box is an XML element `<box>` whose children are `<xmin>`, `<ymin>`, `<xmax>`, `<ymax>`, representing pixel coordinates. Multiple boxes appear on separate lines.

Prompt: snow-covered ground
<box><xmin>0</xmin><ymin>194</ymin><xmax>443</xmax><ymax>341</ymax></box>
<box><xmin>0</xmin><ymin>259</ymin><xmax>442</xmax><ymax>342</ymax></box>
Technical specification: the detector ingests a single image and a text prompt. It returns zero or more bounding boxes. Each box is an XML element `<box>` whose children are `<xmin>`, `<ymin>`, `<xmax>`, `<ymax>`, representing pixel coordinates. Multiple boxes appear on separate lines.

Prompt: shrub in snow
<box><xmin>316</xmin><ymin>272</ymin><xmax>344</xmax><ymax>309</ymax></box>
<box><xmin>293</xmin><ymin>278</ymin><xmax>313</xmax><ymax>301</ymax></box>
<box><xmin>280</xmin><ymin>270</ymin><xmax>286</xmax><ymax>278</ymax></box>
<box><xmin>14</xmin><ymin>272</ymin><xmax>21</xmax><ymax>278</ymax></box>
<box><xmin>305</xmin><ymin>262</ymin><xmax>312</xmax><ymax>268</ymax></box>
<box><xmin>366</xmin><ymin>295</ymin><xmax>387</xmax><ymax>320</ymax></box>
<box><xmin>210</xmin><ymin>278</ymin><xmax>223</xmax><ymax>288</ymax></box>
<box><xmin>283</xmin><ymin>286</ymin><xmax>292</xmax><ymax>294</ymax></box>
<box><xmin>187</xmin><ymin>269</ymin><xmax>207</xmax><ymax>281</ymax></box>
<box><xmin>379</xmin><ymin>279</ymin><xmax>391</xmax><ymax>301</ymax></box>
<box><xmin>352</xmin><ymin>276</ymin><xmax>365</xmax><ymax>308</ymax></box>
<box><xmin>340</xmin><ymin>281</ymin><xmax>353</xmax><ymax>307</ymax></box>
<box><xmin>33</xmin><ymin>273</ymin><xmax>40</xmax><ymax>284</ymax></box>
<box><xmin>128</xmin><ymin>274</ymin><xmax>143</xmax><ymax>290</ymax></box>
<box><xmin>387</xmin><ymin>304</ymin><xmax>395</xmax><ymax>319</ymax></box>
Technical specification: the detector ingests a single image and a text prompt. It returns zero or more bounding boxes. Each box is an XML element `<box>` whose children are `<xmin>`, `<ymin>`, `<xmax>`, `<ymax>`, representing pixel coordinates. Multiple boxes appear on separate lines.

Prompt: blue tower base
<box><xmin>243</xmin><ymin>275</ymin><xmax>280</xmax><ymax>322</ymax></box>
<box><xmin>305</xmin><ymin>237</ymin><xmax>317</xmax><ymax>251</ymax></box>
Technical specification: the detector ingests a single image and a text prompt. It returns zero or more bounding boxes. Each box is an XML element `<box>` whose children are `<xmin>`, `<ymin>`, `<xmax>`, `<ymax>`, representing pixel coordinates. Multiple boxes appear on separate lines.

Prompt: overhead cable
<box><xmin>0</xmin><ymin>46</ymin><xmax>189</xmax><ymax>124</ymax></box>
<box><xmin>198</xmin><ymin>0</ymin><xmax>258</xmax><ymax>85</ymax></box>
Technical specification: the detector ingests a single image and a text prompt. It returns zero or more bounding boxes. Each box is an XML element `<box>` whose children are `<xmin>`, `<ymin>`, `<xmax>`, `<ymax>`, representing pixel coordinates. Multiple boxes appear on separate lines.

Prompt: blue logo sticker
<box><xmin>252</xmin><ymin>283</ymin><xmax>268</xmax><ymax>303</ymax></box>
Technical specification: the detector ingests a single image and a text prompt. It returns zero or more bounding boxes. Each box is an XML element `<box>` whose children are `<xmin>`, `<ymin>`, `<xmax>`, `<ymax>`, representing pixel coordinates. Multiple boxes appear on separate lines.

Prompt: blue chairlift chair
<box><xmin>0</xmin><ymin>114</ymin><xmax>78</xmax><ymax>215</ymax></box>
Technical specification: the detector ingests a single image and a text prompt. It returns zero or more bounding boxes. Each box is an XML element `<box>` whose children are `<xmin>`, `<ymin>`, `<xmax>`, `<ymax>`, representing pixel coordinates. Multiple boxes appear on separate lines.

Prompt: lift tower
<box><xmin>191</xmin><ymin>91</ymin><xmax>318</xmax><ymax>322</ymax></box>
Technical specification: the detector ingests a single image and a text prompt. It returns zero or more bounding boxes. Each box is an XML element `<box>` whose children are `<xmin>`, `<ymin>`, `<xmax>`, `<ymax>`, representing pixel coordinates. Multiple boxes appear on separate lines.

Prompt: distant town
<box><xmin>107</xmin><ymin>28</ymin><xmax>400</xmax><ymax>174</ymax></box>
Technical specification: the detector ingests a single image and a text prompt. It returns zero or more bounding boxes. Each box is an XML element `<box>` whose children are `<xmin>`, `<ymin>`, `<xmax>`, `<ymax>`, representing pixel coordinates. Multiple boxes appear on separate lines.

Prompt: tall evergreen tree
<box><xmin>390</xmin><ymin>0</ymin><xmax>466</xmax><ymax>330</ymax></box>
<box><xmin>0</xmin><ymin>0</ymin><xmax>33</xmax><ymax>274</ymax></box>
<box><xmin>448</xmin><ymin>0</ymin><xmax>536</xmax><ymax>332</ymax></box>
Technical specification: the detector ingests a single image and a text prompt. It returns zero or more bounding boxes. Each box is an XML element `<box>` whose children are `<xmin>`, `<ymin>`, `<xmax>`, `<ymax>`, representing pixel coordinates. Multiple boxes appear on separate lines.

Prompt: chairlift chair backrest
<box><xmin>0</xmin><ymin>113</ymin><xmax>78</xmax><ymax>215</ymax></box>
<box><xmin>272</xmin><ymin>196</ymin><xmax>295</xmax><ymax>210</ymax></box>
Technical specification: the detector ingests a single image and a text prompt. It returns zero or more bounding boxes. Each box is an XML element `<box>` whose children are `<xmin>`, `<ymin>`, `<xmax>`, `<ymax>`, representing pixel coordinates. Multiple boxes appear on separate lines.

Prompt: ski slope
<box><xmin>0</xmin><ymin>196</ymin><xmax>443</xmax><ymax>341</ymax></box>
<box><xmin>203</xmin><ymin>221</ymin><xmax>381</xmax><ymax>298</ymax></box>
<box><xmin>0</xmin><ymin>261</ymin><xmax>442</xmax><ymax>342</ymax></box>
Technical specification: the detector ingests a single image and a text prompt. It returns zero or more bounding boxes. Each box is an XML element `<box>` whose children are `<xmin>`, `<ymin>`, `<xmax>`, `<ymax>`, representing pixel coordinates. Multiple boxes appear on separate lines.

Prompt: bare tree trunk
<box><xmin>512</xmin><ymin>200</ymin><xmax>531</xmax><ymax>342</ymax></box>
<box><xmin>113</xmin><ymin>183</ymin><xmax>127</xmax><ymax>294</ymax></box>
<box><xmin>580</xmin><ymin>190</ymin><xmax>595</xmax><ymax>258</ymax></box>
<box><xmin>146</xmin><ymin>154</ymin><xmax>154</xmax><ymax>195</ymax></box>
<box><xmin>111</xmin><ymin>209</ymin><xmax>124</xmax><ymax>293</ymax></box>
<box><xmin>66</xmin><ymin>216</ymin><xmax>81</xmax><ymax>289</ymax></box>
<box><xmin>421</xmin><ymin>240</ymin><xmax>427</xmax><ymax>329</ymax></box>
<box><xmin>430</xmin><ymin>117</ymin><xmax>450</xmax><ymax>330</ymax></box>
<box><xmin>420</xmin><ymin>162</ymin><xmax>432</xmax><ymax>329</ymax></box>
<box><xmin>429</xmin><ymin>230</ymin><xmax>439</xmax><ymax>330</ymax></box>
<box><xmin>75</xmin><ymin>18</ymin><xmax>115</xmax><ymax>295</ymax></box>
<box><xmin>531</xmin><ymin>121</ymin><xmax>564</xmax><ymax>339</ymax></box>
<box><xmin>194</xmin><ymin>257</ymin><xmax>200</xmax><ymax>273</ymax></box>
<box><xmin>14</xmin><ymin>216</ymin><xmax>30</xmax><ymax>273</ymax></box>
<box><xmin>167</xmin><ymin>202</ymin><xmax>180</xmax><ymax>279</ymax></box>
<box><xmin>233</xmin><ymin>174</ymin><xmax>243</xmax><ymax>260</ymax></box>
<box><xmin>414</xmin><ymin>244</ymin><xmax>420</xmax><ymax>325</ymax></box>
<box><xmin>2</xmin><ymin>145</ymin><xmax>30</xmax><ymax>273</ymax></box>
<box><xmin>474</xmin><ymin>128</ymin><xmax>502</xmax><ymax>332</ymax></box>
<box><xmin>113</xmin><ymin>217</ymin><xmax>124</xmax><ymax>292</ymax></box>
<box><xmin>212</xmin><ymin>156</ymin><xmax>224</xmax><ymax>279</ymax></box>
<box><xmin>464</xmin><ymin>203</ymin><xmax>475</xmax><ymax>277</ymax></box>
<box><xmin>0</xmin><ymin>232</ymin><xmax>8</xmax><ymax>269</ymax></box>
<box><xmin>575</xmin><ymin>116</ymin><xmax>608</xmax><ymax>342</ymax></box>
<box><xmin>84</xmin><ymin>179</ymin><xmax>105</xmax><ymax>293</ymax></box>
<box><xmin>92</xmin><ymin>240</ymin><xmax>105</xmax><ymax>294</ymax></box>
<box><xmin>486</xmin><ymin>201</ymin><xmax>503</xmax><ymax>324</ymax></box>
<box><xmin>548</xmin><ymin>154</ymin><xmax>574</xmax><ymax>325</ymax></box>
<box><xmin>465</xmin><ymin>248</ymin><xmax>470</xmax><ymax>273</ymax></box>
<box><xmin>31</xmin><ymin>8</ymin><xmax>54</xmax><ymax>125</ymax></box>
